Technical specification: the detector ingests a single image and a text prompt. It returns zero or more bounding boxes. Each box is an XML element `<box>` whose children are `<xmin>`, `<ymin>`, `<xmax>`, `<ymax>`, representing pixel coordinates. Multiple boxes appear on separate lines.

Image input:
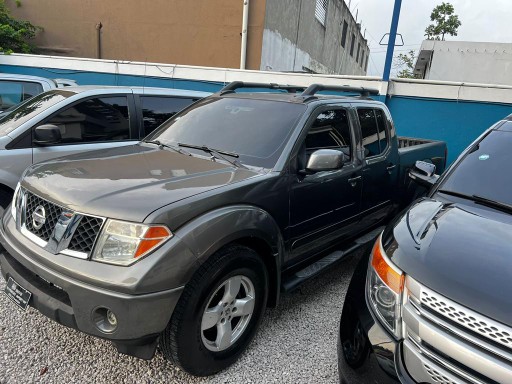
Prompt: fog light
<box><xmin>107</xmin><ymin>310</ymin><xmax>117</xmax><ymax>326</ymax></box>
<box><xmin>92</xmin><ymin>307</ymin><xmax>118</xmax><ymax>333</ymax></box>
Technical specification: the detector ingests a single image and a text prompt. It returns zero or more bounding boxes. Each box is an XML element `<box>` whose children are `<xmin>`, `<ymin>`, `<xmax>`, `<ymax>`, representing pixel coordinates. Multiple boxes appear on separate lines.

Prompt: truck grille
<box><xmin>18</xmin><ymin>188</ymin><xmax>105</xmax><ymax>258</ymax></box>
<box><xmin>402</xmin><ymin>276</ymin><xmax>512</xmax><ymax>384</ymax></box>
<box><xmin>24</xmin><ymin>191</ymin><xmax>62</xmax><ymax>241</ymax></box>
<box><xmin>67</xmin><ymin>215</ymin><xmax>104</xmax><ymax>254</ymax></box>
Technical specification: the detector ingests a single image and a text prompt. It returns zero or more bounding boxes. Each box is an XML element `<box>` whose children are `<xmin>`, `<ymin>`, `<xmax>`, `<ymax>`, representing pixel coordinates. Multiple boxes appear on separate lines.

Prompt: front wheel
<box><xmin>160</xmin><ymin>245</ymin><xmax>268</xmax><ymax>376</ymax></box>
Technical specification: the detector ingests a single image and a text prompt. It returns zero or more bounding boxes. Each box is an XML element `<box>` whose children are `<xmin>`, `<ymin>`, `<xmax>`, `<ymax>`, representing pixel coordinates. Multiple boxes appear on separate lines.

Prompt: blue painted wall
<box><xmin>3</xmin><ymin>64</ymin><xmax>512</xmax><ymax>164</ymax></box>
<box><xmin>386</xmin><ymin>96</ymin><xmax>512</xmax><ymax>163</ymax></box>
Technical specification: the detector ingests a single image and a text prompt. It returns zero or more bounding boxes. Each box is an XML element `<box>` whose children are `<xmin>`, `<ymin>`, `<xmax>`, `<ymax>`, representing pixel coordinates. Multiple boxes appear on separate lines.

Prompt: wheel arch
<box><xmin>174</xmin><ymin>205</ymin><xmax>285</xmax><ymax>308</ymax></box>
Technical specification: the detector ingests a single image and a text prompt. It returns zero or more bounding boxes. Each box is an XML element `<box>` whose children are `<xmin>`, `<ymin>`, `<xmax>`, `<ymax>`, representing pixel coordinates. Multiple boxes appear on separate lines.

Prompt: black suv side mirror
<box><xmin>34</xmin><ymin>124</ymin><xmax>62</xmax><ymax>146</ymax></box>
<box><xmin>305</xmin><ymin>149</ymin><xmax>345</xmax><ymax>173</ymax></box>
<box><xmin>409</xmin><ymin>160</ymin><xmax>439</xmax><ymax>188</ymax></box>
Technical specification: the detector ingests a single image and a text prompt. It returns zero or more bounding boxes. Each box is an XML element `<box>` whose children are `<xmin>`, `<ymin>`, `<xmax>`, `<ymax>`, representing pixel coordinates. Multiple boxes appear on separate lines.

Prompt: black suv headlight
<box><xmin>366</xmin><ymin>234</ymin><xmax>404</xmax><ymax>339</ymax></box>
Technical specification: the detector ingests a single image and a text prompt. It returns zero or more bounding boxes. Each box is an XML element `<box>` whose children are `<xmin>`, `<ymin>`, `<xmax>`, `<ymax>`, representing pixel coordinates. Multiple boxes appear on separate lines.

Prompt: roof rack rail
<box><xmin>219</xmin><ymin>81</ymin><xmax>306</xmax><ymax>94</ymax></box>
<box><xmin>300</xmin><ymin>84</ymin><xmax>380</xmax><ymax>98</ymax></box>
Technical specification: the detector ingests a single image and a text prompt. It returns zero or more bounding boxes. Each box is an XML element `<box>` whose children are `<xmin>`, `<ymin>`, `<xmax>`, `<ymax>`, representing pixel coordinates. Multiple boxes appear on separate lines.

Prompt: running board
<box><xmin>281</xmin><ymin>226</ymin><xmax>384</xmax><ymax>292</ymax></box>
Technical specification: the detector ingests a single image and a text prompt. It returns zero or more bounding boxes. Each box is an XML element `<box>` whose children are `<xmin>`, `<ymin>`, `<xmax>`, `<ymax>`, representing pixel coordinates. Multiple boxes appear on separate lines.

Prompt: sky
<box><xmin>353</xmin><ymin>0</ymin><xmax>512</xmax><ymax>76</ymax></box>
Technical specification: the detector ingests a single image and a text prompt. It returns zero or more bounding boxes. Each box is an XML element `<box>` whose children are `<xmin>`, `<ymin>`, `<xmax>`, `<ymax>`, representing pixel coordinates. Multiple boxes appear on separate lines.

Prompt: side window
<box><xmin>375</xmin><ymin>109</ymin><xmax>389</xmax><ymax>152</ymax></box>
<box><xmin>0</xmin><ymin>80</ymin><xmax>43</xmax><ymax>111</ymax></box>
<box><xmin>300</xmin><ymin>109</ymin><xmax>352</xmax><ymax>168</ymax></box>
<box><xmin>141</xmin><ymin>96</ymin><xmax>198</xmax><ymax>135</ymax></box>
<box><xmin>43</xmin><ymin>96</ymin><xmax>131</xmax><ymax>144</ymax></box>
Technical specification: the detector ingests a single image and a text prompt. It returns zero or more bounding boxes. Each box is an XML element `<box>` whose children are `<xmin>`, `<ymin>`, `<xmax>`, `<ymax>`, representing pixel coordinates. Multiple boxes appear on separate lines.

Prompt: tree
<box><xmin>394</xmin><ymin>50</ymin><xmax>420</xmax><ymax>79</ymax></box>
<box><xmin>0</xmin><ymin>0</ymin><xmax>39</xmax><ymax>54</ymax></box>
<box><xmin>425</xmin><ymin>2</ymin><xmax>461</xmax><ymax>40</ymax></box>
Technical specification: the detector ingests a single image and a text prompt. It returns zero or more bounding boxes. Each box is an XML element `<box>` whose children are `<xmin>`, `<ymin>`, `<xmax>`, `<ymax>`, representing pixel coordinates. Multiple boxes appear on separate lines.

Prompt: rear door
<box><xmin>356</xmin><ymin>105</ymin><xmax>399</xmax><ymax>224</ymax></box>
<box><xmin>288</xmin><ymin>106</ymin><xmax>362</xmax><ymax>261</ymax></box>
<box><xmin>33</xmin><ymin>94</ymin><xmax>138</xmax><ymax>163</ymax></box>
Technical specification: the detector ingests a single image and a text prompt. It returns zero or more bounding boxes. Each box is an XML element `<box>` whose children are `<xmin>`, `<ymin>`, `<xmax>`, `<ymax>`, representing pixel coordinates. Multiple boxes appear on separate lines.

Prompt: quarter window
<box><xmin>43</xmin><ymin>96</ymin><xmax>131</xmax><ymax>144</ymax></box>
<box><xmin>357</xmin><ymin>108</ymin><xmax>389</xmax><ymax>157</ymax></box>
<box><xmin>141</xmin><ymin>96</ymin><xmax>198</xmax><ymax>136</ymax></box>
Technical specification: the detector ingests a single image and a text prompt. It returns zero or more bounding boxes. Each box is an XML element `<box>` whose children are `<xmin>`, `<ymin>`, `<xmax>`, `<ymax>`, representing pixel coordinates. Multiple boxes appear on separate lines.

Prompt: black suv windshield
<box><xmin>147</xmin><ymin>96</ymin><xmax>306</xmax><ymax>168</ymax></box>
<box><xmin>0</xmin><ymin>90</ymin><xmax>75</xmax><ymax>136</ymax></box>
<box><xmin>439</xmin><ymin>128</ymin><xmax>512</xmax><ymax>206</ymax></box>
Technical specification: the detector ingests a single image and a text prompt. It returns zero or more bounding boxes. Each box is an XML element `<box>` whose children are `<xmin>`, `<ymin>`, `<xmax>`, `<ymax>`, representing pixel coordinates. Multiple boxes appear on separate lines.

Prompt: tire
<box><xmin>160</xmin><ymin>244</ymin><xmax>268</xmax><ymax>376</ymax></box>
<box><xmin>0</xmin><ymin>188</ymin><xmax>13</xmax><ymax>210</ymax></box>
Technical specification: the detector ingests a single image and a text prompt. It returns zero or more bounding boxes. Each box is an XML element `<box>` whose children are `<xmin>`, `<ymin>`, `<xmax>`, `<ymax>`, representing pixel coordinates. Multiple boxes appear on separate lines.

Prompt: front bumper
<box><xmin>0</xmin><ymin>211</ymin><xmax>184</xmax><ymax>359</ymax></box>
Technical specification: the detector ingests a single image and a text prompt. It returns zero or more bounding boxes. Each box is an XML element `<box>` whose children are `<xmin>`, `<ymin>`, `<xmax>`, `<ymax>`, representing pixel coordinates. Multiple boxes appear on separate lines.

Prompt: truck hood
<box><xmin>388</xmin><ymin>197</ymin><xmax>512</xmax><ymax>327</ymax></box>
<box><xmin>22</xmin><ymin>144</ymin><xmax>261</xmax><ymax>222</ymax></box>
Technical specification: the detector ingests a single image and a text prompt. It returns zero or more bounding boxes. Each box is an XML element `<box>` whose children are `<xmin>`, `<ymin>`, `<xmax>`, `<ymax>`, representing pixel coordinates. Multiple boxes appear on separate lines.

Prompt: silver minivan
<box><xmin>0</xmin><ymin>86</ymin><xmax>209</xmax><ymax>207</ymax></box>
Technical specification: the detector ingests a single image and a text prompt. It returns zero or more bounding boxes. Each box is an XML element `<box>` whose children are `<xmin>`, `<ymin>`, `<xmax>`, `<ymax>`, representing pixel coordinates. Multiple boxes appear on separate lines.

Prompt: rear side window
<box><xmin>141</xmin><ymin>96</ymin><xmax>198</xmax><ymax>136</ymax></box>
<box><xmin>0</xmin><ymin>80</ymin><xmax>43</xmax><ymax>111</ymax></box>
<box><xmin>43</xmin><ymin>96</ymin><xmax>131</xmax><ymax>144</ymax></box>
<box><xmin>358</xmin><ymin>108</ymin><xmax>389</xmax><ymax>157</ymax></box>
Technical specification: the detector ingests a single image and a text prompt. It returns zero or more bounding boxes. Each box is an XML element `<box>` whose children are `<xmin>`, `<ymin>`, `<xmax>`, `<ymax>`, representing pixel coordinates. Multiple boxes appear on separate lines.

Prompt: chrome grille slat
<box><xmin>403</xmin><ymin>276</ymin><xmax>512</xmax><ymax>384</ymax></box>
<box><xmin>420</xmin><ymin>288</ymin><xmax>512</xmax><ymax>350</ymax></box>
<box><xmin>24</xmin><ymin>191</ymin><xmax>62</xmax><ymax>241</ymax></box>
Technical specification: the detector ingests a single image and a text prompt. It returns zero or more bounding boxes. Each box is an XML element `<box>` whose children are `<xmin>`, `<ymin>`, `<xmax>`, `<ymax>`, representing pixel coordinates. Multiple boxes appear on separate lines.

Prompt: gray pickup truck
<box><xmin>0</xmin><ymin>82</ymin><xmax>447</xmax><ymax>376</ymax></box>
<box><xmin>0</xmin><ymin>86</ymin><xmax>209</xmax><ymax>207</ymax></box>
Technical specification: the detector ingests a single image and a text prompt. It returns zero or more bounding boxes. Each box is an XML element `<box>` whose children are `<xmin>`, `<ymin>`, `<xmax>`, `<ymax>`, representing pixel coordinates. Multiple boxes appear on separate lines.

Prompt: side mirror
<box><xmin>409</xmin><ymin>160</ymin><xmax>439</xmax><ymax>188</ymax></box>
<box><xmin>34</xmin><ymin>124</ymin><xmax>62</xmax><ymax>146</ymax></box>
<box><xmin>305</xmin><ymin>149</ymin><xmax>345</xmax><ymax>173</ymax></box>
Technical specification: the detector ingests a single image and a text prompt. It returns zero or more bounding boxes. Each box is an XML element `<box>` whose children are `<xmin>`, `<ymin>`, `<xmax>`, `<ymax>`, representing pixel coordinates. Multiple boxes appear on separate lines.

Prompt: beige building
<box><xmin>7</xmin><ymin>0</ymin><xmax>369</xmax><ymax>75</ymax></box>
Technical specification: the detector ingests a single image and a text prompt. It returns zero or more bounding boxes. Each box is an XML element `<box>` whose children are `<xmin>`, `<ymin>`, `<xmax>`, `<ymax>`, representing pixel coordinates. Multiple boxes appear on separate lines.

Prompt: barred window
<box><xmin>315</xmin><ymin>0</ymin><xmax>328</xmax><ymax>26</ymax></box>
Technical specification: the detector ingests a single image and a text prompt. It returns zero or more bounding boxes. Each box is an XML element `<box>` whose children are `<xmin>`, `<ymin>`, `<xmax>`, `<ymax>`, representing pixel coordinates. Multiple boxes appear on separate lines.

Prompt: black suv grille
<box><xmin>67</xmin><ymin>216</ymin><xmax>104</xmax><ymax>254</ymax></box>
<box><xmin>24</xmin><ymin>191</ymin><xmax>62</xmax><ymax>241</ymax></box>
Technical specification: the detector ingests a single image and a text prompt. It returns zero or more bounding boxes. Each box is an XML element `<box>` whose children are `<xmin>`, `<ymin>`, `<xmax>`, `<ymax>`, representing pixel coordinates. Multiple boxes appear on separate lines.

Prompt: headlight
<box><xmin>11</xmin><ymin>182</ymin><xmax>21</xmax><ymax>221</ymax></box>
<box><xmin>91</xmin><ymin>219</ymin><xmax>172</xmax><ymax>266</ymax></box>
<box><xmin>366</xmin><ymin>234</ymin><xmax>404</xmax><ymax>339</ymax></box>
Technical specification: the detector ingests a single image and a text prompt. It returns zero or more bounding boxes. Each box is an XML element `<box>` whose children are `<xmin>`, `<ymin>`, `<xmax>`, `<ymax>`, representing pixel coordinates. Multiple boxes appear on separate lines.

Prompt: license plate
<box><xmin>4</xmin><ymin>277</ymin><xmax>32</xmax><ymax>311</ymax></box>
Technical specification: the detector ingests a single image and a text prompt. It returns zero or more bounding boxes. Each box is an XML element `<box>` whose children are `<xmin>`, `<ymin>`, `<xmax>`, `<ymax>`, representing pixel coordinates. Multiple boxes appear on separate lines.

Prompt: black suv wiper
<box><xmin>438</xmin><ymin>189</ymin><xmax>512</xmax><ymax>214</ymax></box>
<box><xmin>143</xmin><ymin>140</ymin><xmax>190</xmax><ymax>155</ymax></box>
<box><xmin>177</xmin><ymin>143</ymin><xmax>246</xmax><ymax>169</ymax></box>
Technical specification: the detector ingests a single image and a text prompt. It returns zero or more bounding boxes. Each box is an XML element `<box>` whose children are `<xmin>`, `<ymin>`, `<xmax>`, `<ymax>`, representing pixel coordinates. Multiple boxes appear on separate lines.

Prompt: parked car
<box><xmin>0</xmin><ymin>86</ymin><xmax>209</xmax><ymax>207</ymax></box>
<box><xmin>0</xmin><ymin>82</ymin><xmax>446</xmax><ymax>376</ymax></box>
<box><xmin>0</xmin><ymin>73</ymin><xmax>77</xmax><ymax>114</ymax></box>
<box><xmin>338</xmin><ymin>117</ymin><xmax>512</xmax><ymax>383</ymax></box>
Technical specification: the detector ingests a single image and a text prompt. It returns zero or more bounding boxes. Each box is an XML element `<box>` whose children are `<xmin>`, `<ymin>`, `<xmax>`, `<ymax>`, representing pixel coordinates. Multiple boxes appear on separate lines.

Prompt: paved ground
<box><xmin>0</xmin><ymin>250</ymin><xmax>362</xmax><ymax>384</ymax></box>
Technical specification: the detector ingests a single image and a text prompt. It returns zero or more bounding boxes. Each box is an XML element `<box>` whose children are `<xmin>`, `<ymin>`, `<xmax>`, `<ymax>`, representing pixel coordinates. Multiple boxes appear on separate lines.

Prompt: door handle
<box><xmin>387</xmin><ymin>164</ymin><xmax>397</xmax><ymax>174</ymax></box>
<box><xmin>348</xmin><ymin>176</ymin><xmax>361</xmax><ymax>187</ymax></box>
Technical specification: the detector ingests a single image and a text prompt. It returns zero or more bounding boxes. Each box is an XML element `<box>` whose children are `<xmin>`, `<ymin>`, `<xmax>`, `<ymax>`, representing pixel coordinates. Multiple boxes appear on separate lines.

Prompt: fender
<box><xmin>174</xmin><ymin>204</ymin><xmax>285</xmax><ymax>306</ymax></box>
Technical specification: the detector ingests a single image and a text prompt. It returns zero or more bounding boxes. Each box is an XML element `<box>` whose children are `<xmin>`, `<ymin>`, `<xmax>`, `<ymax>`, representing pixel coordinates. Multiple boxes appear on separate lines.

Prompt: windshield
<box><xmin>147</xmin><ymin>96</ymin><xmax>306</xmax><ymax>168</ymax></box>
<box><xmin>0</xmin><ymin>90</ymin><xmax>75</xmax><ymax>136</ymax></box>
<box><xmin>438</xmin><ymin>127</ymin><xmax>512</xmax><ymax>206</ymax></box>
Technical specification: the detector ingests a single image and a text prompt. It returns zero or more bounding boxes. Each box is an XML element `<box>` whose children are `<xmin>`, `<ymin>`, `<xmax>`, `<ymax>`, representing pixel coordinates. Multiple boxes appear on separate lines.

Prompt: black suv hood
<box><xmin>387</xmin><ymin>197</ymin><xmax>512</xmax><ymax>327</ymax></box>
<box><xmin>22</xmin><ymin>144</ymin><xmax>261</xmax><ymax>222</ymax></box>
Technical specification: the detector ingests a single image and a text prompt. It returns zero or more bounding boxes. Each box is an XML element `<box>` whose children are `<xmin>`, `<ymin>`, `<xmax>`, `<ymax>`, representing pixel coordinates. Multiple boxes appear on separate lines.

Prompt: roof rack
<box><xmin>300</xmin><ymin>84</ymin><xmax>380</xmax><ymax>98</ymax></box>
<box><xmin>219</xmin><ymin>81</ymin><xmax>306</xmax><ymax>94</ymax></box>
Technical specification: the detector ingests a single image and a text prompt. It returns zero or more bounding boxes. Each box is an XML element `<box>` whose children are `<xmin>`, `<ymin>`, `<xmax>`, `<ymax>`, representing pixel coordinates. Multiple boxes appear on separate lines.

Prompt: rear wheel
<box><xmin>160</xmin><ymin>245</ymin><xmax>268</xmax><ymax>376</ymax></box>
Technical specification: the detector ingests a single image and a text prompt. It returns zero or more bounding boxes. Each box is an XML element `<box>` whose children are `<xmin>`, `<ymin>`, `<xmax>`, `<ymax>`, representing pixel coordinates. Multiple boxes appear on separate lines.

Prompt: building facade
<box><xmin>7</xmin><ymin>0</ymin><xmax>368</xmax><ymax>75</ymax></box>
<box><xmin>414</xmin><ymin>40</ymin><xmax>512</xmax><ymax>86</ymax></box>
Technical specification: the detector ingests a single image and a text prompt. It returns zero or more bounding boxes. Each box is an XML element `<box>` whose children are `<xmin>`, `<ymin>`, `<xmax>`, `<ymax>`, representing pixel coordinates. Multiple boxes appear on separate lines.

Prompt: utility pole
<box><xmin>382</xmin><ymin>0</ymin><xmax>402</xmax><ymax>81</ymax></box>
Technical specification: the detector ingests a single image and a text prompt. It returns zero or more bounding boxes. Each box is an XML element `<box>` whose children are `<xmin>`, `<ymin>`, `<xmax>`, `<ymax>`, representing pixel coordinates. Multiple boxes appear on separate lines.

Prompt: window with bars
<box><xmin>315</xmin><ymin>0</ymin><xmax>328</xmax><ymax>26</ymax></box>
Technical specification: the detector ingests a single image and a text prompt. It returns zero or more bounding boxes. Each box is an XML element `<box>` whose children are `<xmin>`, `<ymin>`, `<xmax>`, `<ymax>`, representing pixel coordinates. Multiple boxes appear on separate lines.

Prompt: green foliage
<box><xmin>394</xmin><ymin>50</ymin><xmax>420</xmax><ymax>79</ymax></box>
<box><xmin>0</xmin><ymin>0</ymin><xmax>39</xmax><ymax>54</ymax></box>
<box><xmin>425</xmin><ymin>2</ymin><xmax>461</xmax><ymax>40</ymax></box>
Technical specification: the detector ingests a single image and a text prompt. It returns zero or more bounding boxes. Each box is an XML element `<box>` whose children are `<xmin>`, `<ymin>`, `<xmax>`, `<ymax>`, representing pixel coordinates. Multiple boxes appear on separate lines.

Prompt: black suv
<box><xmin>1</xmin><ymin>82</ymin><xmax>446</xmax><ymax>376</ymax></box>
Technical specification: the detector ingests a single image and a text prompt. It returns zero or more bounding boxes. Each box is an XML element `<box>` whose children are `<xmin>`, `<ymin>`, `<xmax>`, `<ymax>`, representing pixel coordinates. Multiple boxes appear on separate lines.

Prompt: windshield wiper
<box><xmin>143</xmin><ymin>140</ymin><xmax>190</xmax><ymax>155</ymax></box>
<box><xmin>177</xmin><ymin>143</ymin><xmax>246</xmax><ymax>169</ymax></box>
<box><xmin>438</xmin><ymin>189</ymin><xmax>512</xmax><ymax>214</ymax></box>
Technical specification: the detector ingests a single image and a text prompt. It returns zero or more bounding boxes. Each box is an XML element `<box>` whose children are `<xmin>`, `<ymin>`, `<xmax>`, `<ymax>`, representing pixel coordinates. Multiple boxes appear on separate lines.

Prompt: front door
<box><xmin>289</xmin><ymin>107</ymin><xmax>362</xmax><ymax>262</ymax></box>
<box><xmin>33</xmin><ymin>95</ymin><xmax>138</xmax><ymax>164</ymax></box>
